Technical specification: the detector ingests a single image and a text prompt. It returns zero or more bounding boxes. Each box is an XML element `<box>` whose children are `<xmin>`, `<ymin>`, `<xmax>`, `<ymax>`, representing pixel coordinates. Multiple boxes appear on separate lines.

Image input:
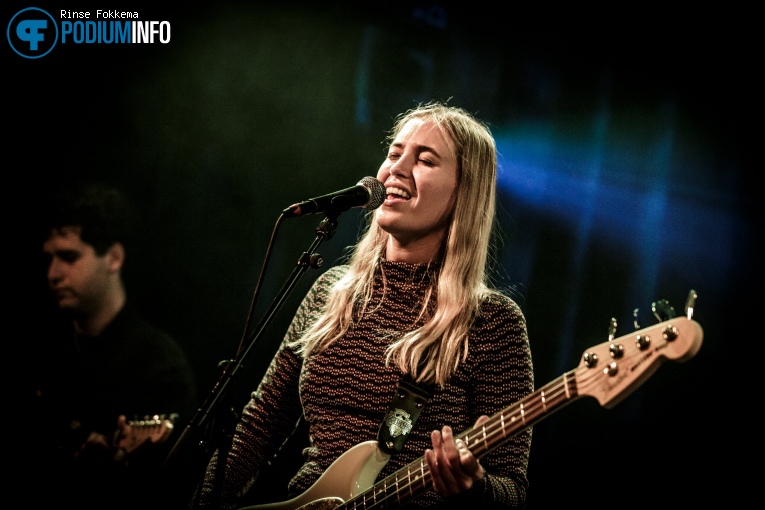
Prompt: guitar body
<box><xmin>240</xmin><ymin>441</ymin><xmax>390</xmax><ymax>510</ymax></box>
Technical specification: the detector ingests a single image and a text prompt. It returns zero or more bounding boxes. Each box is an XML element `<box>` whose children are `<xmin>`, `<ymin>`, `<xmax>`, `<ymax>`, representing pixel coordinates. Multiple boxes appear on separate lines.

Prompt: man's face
<box><xmin>42</xmin><ymin>226</ymin><xmax>112</xmax><ymax>315</ymax></box>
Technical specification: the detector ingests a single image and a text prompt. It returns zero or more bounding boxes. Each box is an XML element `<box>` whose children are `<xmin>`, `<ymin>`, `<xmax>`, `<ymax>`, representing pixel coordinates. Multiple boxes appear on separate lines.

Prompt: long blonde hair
<box><xmin>294</xmin><ymin>102</ymin><xmax>499</xmax><ymax>387</ymax></box>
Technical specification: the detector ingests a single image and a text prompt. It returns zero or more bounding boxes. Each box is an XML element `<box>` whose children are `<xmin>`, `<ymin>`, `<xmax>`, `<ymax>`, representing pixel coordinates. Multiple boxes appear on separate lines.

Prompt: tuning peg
<box><xmin>685</xmin><ymin>289</ymin><xmax>697</xmax><ymax>319</ymax></box>
<box><xmin>633</xmin><ymin>308</ymin><xmax>640</xmax><ymax>330</ymax></box>
<box><xmin>651</xmin><ymin>299</ymin><xmax>676</xmax><ymax>322</ymax></box>
<box><xmin>608</xmin><ymin>318</ymin><xmax>617</xmax><ymax>341</ymax></box>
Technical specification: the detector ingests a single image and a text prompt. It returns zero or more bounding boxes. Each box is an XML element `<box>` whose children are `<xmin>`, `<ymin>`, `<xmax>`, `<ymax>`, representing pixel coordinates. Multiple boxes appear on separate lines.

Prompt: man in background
<box><xmin>26</xmin><ymin>182</ymin><xmax>198</xmax><ymax>509</ymax></box>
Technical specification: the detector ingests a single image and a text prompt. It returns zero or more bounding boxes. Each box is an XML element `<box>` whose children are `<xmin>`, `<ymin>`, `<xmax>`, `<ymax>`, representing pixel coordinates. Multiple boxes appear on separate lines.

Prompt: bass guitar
<box><xmin>242</xmin><ymin>295</ymin><xmax>703</xmax><ymax>510</ymax></box>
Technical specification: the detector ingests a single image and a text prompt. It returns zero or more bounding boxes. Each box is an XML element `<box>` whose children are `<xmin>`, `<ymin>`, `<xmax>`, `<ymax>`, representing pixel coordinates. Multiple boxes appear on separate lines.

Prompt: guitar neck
<box><xmin>343</xmin><ymin>316</ymin><xmax>702</xmax><ymax>509</ymax></box>
<box><xmin>459</xmin><ymin>370</ymin><xmax>577</xmax><ymax>454</ymax></box>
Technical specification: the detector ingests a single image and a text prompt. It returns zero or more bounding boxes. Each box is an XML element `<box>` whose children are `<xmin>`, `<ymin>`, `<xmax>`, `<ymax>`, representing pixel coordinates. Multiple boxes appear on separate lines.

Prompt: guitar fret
<box><xmin>541</xmin><ymin>390</ymin><xmax>547</xmax><ymax>413</ymax></box>
<box><xmin>563</xmin><ymin>372</ymin><xmax>571</xmax><ymax>399</ymax></box>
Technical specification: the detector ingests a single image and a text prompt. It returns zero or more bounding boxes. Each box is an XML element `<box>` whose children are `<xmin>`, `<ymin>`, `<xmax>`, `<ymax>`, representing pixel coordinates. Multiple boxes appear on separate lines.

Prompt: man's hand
<box><xmin>73</xmin><ymin>415</ymin><xmax>130</xmax><ymax>465</ymax></box>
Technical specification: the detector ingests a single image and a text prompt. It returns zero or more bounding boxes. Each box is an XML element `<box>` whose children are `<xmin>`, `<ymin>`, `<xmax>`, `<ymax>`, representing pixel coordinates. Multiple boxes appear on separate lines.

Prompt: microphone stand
<box><xmin>162</xmin><ymin>211</ymin><xmax>341</xmax><ymax>507</ymax></box>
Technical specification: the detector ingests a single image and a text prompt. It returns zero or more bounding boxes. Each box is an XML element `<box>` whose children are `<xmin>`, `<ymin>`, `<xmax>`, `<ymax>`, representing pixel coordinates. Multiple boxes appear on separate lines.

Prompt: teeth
<box><xmin>386</xmin><ymin>187</ymin><xmax>411</xmax><ymax>199</ymax></box>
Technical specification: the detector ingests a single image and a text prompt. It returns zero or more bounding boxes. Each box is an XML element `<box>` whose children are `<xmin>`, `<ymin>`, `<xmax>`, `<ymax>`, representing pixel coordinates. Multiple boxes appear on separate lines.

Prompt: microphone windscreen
<box><xmin>358</xmin><ymin>176</ymin><xmax>386</xmax><ymax>210</ymax></box>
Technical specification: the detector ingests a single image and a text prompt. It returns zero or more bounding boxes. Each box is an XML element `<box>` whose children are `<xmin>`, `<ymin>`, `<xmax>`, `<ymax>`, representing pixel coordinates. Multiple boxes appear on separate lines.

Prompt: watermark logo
<box><xmin>7</xmin><ymin>8</ymin><xmax>171</xmax><ymax>59</ymax></box>
<box><xmin>7</xmin><ymin>7</ymin><xmax>58</xmax><ymax>59</ymax></box>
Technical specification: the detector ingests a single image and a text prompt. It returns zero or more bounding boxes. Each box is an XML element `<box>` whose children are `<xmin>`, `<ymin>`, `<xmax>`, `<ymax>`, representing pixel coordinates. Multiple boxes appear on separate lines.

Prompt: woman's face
<box><xmin>375</xmin><ymin>118</ymin><xmax>459</xmax><ymax>261</ymax></box>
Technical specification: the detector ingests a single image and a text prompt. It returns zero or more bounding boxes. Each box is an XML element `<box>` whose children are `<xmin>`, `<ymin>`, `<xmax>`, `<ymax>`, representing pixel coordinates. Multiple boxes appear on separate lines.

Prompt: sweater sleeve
<box><xmin>188</xmin><ymin>267</ymin><xmax>344</xmax><ymax>509</ymax></box>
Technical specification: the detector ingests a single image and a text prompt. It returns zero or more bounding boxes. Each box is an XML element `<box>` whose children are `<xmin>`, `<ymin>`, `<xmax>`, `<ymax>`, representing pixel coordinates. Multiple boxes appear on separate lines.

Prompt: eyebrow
<box><xmin>45</xmin><ymin>248</ymin><xmax>81</xmax><ymax>258</ymax></box>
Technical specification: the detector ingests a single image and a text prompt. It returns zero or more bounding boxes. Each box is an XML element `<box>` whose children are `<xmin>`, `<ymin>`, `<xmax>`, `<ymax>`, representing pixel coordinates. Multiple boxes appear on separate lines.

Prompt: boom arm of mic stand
<box><xmin>161</xmin><ymin>213</ymin><xmax>340</xmax><ymax>499</ymax></box>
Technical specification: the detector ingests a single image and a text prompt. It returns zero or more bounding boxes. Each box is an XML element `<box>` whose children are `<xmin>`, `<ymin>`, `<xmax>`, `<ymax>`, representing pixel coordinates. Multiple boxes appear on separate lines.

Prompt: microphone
<box><xmin>282</xmin><ymin>176</ymin><xmax>386</xmax><ymax>218</ymax></box>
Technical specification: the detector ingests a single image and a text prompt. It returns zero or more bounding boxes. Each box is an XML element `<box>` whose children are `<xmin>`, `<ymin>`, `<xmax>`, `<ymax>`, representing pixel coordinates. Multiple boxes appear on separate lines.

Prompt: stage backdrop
<box><xmin>7</xmin><ymin>3</ymin><xmax>755</xmax><ymax>508</ymax></box>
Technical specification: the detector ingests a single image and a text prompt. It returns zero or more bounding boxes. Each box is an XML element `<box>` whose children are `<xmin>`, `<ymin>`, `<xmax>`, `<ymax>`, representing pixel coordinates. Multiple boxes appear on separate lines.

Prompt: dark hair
<box><xmin>44</xmin><ymin>183</ymin><xmax>138</xmax><ymax>256</ymax></box>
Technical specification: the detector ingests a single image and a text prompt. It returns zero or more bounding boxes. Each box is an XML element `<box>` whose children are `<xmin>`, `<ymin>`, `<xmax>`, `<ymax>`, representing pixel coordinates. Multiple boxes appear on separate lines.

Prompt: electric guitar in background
<box><xmin>242</xmin><ymin>291</ymin><xmax>704</xmax><ymax>510</ymax></box>
<box><xmin>52</xmin><ymin>412</ymin><xmax>181</xmax><ymax>467</ymax></box>
<box><xmin>114</xmin><ymin>413</ymin><xmax>179</xmax><ymax>457</ymax></box>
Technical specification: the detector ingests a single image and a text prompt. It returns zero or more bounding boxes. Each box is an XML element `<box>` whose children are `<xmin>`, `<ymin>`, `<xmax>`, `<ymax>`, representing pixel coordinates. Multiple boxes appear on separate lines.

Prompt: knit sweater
<box><xmin>191</xmin><ymin>260</ymin><xmax>533</xmax><ymax>509</ymax></box>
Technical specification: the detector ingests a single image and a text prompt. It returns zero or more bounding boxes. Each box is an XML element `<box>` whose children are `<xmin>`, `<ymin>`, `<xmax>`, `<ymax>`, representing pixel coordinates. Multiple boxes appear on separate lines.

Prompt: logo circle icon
<box><xmin>7</xmin><ymin>7</ymin><xmax>58</xmax><ymax>59</ymax></box>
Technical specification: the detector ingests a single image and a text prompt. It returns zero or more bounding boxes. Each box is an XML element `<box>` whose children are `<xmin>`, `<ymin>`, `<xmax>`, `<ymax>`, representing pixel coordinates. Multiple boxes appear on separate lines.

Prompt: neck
<box><xmin>385</xmin><ymin>235</ymin><xmax>443</xmax><ymax>264</ymax></box>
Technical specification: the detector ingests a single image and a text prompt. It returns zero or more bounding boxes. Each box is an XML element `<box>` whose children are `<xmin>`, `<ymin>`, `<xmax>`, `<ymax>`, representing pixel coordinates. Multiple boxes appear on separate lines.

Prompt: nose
<box><xmin>388</xmin><ymin>154</ymin><xmax>412</xmax><ymax>178</ymax></box>
<box><xmin>47</xmin><ymin>257</ymin><xmax>63</xmax><ymax>284</ymax></box>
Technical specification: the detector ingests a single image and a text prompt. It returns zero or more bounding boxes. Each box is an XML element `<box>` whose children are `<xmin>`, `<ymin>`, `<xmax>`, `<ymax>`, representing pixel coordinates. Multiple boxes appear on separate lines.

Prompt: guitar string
<box><xmin>338</xmin><ymin>333</ymin><xmax>673</xmax><ymax>509</ymax></box>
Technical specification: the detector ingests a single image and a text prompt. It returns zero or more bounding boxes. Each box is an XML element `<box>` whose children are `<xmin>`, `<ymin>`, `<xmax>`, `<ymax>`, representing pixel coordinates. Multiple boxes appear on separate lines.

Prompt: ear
<box><xmin>106</xmin><ymin>242</ymin><xmax>126</xmax><ymax>273</ymax></box>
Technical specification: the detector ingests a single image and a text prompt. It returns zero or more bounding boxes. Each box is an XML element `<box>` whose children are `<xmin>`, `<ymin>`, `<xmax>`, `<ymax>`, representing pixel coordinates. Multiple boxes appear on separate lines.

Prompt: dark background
<box><xmin>7</xmin><ymin>2</ymin><xmax>756</xmax><ymax>508</ymax></box>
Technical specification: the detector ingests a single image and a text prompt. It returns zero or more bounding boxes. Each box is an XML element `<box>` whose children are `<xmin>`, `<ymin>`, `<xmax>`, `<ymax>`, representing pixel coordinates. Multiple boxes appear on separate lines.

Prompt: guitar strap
<box><xmin>377</xmin><ymin>373</ymin><xmax>435</xmax><ymax>455</ymax></box>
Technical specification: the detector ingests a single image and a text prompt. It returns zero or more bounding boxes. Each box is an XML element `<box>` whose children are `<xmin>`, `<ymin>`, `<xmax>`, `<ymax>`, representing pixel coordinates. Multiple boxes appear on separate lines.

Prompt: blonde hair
<box><xmin>294</xmin><ymin>101</ymin><xmax>499</xmax><ymax>387</ymax></box>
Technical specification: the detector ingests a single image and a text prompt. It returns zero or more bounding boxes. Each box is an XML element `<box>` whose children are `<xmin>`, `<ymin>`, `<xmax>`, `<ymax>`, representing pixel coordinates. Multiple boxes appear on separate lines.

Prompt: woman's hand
<box><xmin>425</xmin><ymin>415</ymin><xmax>489</xmax><ymax>496</ymax></box>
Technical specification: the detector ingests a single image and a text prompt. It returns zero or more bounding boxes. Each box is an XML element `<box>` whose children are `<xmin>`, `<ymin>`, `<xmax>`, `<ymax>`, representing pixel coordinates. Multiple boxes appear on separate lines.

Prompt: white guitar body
<box><xmin>240</xmin><ymin>440</ymin><xmax>390</xmax><ymax>510</ymax></box>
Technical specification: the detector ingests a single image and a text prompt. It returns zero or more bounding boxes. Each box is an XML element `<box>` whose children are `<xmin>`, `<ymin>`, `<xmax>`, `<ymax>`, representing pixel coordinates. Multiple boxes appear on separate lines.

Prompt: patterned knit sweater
<box><xmin>191</xmin><ymin>260</ymin><xmax>533</xmax><ymax>509</ymax></box>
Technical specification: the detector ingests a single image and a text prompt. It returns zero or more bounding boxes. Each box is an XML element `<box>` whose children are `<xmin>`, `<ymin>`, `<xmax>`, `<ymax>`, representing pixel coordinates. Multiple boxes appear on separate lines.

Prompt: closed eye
<box><xmin>54</xmin><ymin>250</ymin><xmax>81</xmax><ymax>264</ymax></box>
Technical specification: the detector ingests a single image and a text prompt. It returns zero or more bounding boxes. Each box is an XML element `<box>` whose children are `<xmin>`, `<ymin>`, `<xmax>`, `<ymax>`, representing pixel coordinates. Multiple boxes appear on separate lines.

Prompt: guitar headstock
<box><xmin>115</xmin><ymin>413</ymin><xmax>179</xmax><ymax>455</ymax></box>
<box><xmin>574</xmin><ymin>295</ymin><xmax>703</xmax><ymax>409</ymax></box>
